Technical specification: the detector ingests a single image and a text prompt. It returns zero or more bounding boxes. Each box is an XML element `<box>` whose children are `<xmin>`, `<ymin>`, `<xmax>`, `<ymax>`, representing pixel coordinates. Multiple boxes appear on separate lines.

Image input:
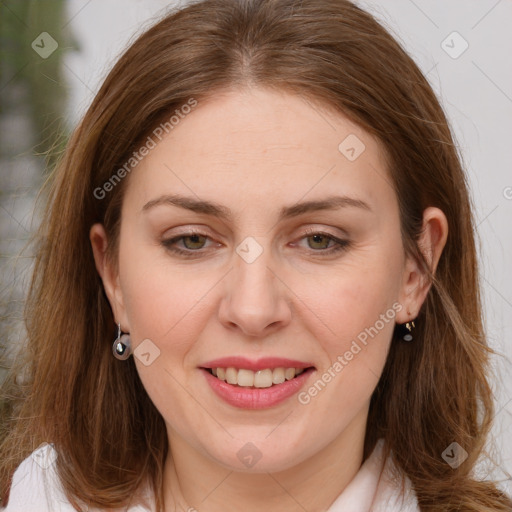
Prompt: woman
<box><xmin>0</xmin><ymin>0</ymin><xmax>510</xmax><ymax>511</ymax></box>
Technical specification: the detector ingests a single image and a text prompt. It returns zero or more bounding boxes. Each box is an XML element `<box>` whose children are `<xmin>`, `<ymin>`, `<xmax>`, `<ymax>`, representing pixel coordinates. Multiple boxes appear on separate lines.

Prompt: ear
<box><xmin>90</xmin><ymin>223</ymin><xmax>130</xmax><ymax>330</ymax></box>
<box><xmin>396</xmin><ymin>207</ymin><xmax>449</xmax><ymax>323</ymax></box>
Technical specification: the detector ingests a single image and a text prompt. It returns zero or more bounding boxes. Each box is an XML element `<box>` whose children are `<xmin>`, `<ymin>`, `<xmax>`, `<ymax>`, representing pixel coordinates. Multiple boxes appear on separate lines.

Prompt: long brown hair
<box><xmin>1</xmin><ymin>0</ymin><xmax>510</xmax><ymax>510</ymax></box>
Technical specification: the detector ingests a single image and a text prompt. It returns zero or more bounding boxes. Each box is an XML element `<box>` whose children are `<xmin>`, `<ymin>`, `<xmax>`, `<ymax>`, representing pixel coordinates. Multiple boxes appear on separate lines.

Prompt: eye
<box><xmin>179</xmin><ymin>233</ymin><xmax>207</xmax><ymax>250</ymax></box>
<box><xmin>295</xmin><ymin>229</ymin><xmax>350</xmax><ymax>254</ymax></box>
<box><xmin>161</xmin><ymin>229</ymin><xmax>350</xmax><ymax>257</ymax></box>
<box><xmin>161</xmin><ymin>230</ymin><xmax>217</xmax><ymax>256</ymax></box>
<box><xmin>306</xmin><ymin>233</ymin><xmax>334</xmax><ymax>250</ymax></box>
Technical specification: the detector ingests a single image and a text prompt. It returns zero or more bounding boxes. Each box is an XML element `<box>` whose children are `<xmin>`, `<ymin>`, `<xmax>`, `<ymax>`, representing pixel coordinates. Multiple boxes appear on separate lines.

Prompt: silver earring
<box><xmin>112</xmin><ymin>323</ymin><xmax>131</xmax><ymax>360</ymax></box>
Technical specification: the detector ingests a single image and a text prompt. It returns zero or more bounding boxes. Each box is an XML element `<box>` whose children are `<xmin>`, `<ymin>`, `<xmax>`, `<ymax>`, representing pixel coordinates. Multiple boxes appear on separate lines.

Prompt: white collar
<box><xmin>3</xmin><ymin>439</ymin><xmax>418</xmax><ymax>511</ymax></box>
<box><xmin>327</xmin><ymin>439</ymin><xmax>419</xmax><ymax>512</ymax></box>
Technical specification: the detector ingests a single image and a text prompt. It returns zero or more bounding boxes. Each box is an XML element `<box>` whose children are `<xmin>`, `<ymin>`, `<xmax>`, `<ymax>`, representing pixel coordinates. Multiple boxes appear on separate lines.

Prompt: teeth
<box><xmin>238</xmin><ymin>369</ymin><xmax>254</xmax><ymax>387</ymax></box>
<box><xmin>226</xmin><ymin>367</ymin><xmax>238</xmax><ymax>385</ymax></box>
<box><xmin>285</xmin><ymin>368</ymin><xmax>295</xmax><ymax>381</ymax></box>
<box><xmin>211</xmin><ymin>367</ymin><xmax>307</xmax><ymax>387</ymax></box>
<box><xmin>254</xmin><ymin>369</ymin><xmax>273</xmax><ymax>388</ymax></box>
<box><xmin>272</xmin><ymin>367</ymin><xmax>285</xmax><ymax>384</ymax></box>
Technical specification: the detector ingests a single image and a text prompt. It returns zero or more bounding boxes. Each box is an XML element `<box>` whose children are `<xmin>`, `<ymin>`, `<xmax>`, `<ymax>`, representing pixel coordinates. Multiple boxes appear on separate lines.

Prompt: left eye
<box><xmin>293</xmin><ymin>231</ymin><xmax>350</xmax><ymax>254</ymax></box>
<box><xmin>302</xmin><ymin>233</ymin><xmax>338</xmax><ymax>250</ymax></box>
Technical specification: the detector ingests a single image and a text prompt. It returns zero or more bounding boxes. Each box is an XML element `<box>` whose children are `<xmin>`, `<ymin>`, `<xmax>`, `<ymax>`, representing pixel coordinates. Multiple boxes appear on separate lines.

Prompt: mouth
<box><xmin>199</xmin><ymin>358</ymin><xmax>316</xmax><ymax>409</ymax></box>
<box><xmin>201</xmin><ymin>366</ymin><xmax>315</xmax><ymax>388</ymax></box>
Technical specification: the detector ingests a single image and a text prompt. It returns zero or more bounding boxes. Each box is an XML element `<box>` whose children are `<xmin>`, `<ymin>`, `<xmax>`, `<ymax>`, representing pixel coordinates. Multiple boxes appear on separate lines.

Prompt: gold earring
<box><xmin>403</xmin><ymin>321</ymin><xmax>415</xmax><ymax>341</ymax></box>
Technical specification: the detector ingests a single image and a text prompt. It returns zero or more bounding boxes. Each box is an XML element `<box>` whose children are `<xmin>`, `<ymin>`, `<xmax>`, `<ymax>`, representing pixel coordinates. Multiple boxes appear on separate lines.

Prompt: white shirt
<box><xmin>1</xmin><ymin>439</ymin><xmax>419</xmax><ymax>511</ymax></box>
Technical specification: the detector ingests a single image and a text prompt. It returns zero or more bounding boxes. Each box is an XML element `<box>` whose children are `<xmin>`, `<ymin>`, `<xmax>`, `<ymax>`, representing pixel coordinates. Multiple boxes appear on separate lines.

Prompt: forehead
<box><xmin>124</xmin><ymin>87</ymin><xmax>395</xmax><ymax>216</ymax></box>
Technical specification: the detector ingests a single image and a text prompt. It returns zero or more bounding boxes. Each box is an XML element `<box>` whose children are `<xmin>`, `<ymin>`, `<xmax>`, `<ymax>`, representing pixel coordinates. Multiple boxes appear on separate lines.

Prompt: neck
<box><xmin>162</xmin><ymin>407</ymin><xmax>369</xmax><ymax>512</ymax></box>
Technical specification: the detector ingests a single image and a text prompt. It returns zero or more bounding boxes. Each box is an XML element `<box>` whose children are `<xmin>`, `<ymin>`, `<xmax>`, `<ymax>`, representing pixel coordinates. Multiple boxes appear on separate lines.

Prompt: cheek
<box><xmin>117</xmin><ymin>236</ymin><xmax>215</xmax><ymax>351</ymax></box>
<box><xmin>294</xmin><ymin>289</ymin><xmax>396</xmax><ymax>436</ymax></box>
<box><xmin>295</xmin><ymin>256</ymin><xmax>401</xmax><ymax>348</ymax></box>
<box><xmin>291</xmin><ymin>251</ymin><xmax>402</xmax><ymax>407</ymax></box>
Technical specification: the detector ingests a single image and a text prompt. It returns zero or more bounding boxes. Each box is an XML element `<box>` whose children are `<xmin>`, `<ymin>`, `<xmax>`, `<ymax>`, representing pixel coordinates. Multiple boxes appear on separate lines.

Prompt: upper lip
<box><xmin>200</xmin><ymin>356</ymin><xmax>315</xmax><ymax>372</ymax></box>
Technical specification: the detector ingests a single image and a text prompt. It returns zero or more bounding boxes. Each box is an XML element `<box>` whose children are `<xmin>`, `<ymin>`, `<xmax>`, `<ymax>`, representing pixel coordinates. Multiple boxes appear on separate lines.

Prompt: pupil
<box><xmin>185</xmin><ymin>234</ymin><xmax>205</xmax><ymax>249</ymax></box>
<box><xmin>310</xmin><ymin>234</ymin><xmax>328</xmax><ymax>249</ymax></box>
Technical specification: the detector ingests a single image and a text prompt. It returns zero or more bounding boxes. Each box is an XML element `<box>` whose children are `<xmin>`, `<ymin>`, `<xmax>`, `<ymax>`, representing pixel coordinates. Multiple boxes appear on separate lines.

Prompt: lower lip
<box><xmin>202</xmin><ymin>368</ymin><xmax>315</xmax><ymax>409</ymax></box>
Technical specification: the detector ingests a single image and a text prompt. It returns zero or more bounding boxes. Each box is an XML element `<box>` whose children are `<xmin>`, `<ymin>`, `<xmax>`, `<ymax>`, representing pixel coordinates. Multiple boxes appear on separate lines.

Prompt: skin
<box><xmin>90</xmin><ymin>86</ymin><xmax>448</xmax><ymax>512</ymax></box>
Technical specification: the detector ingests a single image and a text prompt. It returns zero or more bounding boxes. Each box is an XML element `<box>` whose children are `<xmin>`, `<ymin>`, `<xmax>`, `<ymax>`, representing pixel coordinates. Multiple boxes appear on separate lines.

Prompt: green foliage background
<box><xmin>0</xmin><ymin>0</ymin><xmax>77</xmax><ymax>162</ymax></box>
<box><xmin>0</xmin><ymin>0</ymin><xmax>77</xmax><ymax>425</ymax></box>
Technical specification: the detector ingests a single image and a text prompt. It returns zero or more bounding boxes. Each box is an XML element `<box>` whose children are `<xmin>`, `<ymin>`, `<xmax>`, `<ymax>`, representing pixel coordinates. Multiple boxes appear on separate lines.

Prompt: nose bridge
<box><xmin>218</xmin><ymin>236</ymin><xmax>291</xmax><ymax>336</ymax></box>
<box><xmin>235</xmin><ymin>242</ymin><xmax>272</xmax><ymax>294</ymax></box>
<box><xmin>233</xmin><ymin>236</ymin><xmax>277</xmax><ymax>309</ymax></box>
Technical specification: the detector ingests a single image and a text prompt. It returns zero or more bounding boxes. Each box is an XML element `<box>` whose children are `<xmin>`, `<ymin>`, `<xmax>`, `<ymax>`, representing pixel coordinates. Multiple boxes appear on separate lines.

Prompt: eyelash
<box><xmin>161</xmin><ymin>228</ymin><xmax>350</xmax><ymax>258</ymax></box>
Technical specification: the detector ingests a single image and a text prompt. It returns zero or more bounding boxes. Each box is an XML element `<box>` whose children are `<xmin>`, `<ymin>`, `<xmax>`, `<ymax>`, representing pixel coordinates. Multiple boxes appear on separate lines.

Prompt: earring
<box><xmin>112</xmin><ymin>323</ymin><xmax>131</xmax><ymax>360</ymax></box>
<box><xmin>403</xmin><ymin>321</ymin><xmax>415</xmax><ymax>341</ymax></box>
<box><xmin>395</xmin><ymin>320</ymin><xmax>416</xmax><ymax>341</ymax></box>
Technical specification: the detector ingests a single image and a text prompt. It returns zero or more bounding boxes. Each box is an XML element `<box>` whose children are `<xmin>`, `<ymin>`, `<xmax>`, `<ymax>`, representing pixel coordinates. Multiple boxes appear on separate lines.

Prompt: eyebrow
<box><xmin>142</xmin><ymin>194</ymin><xmax>371</xmax><ymax>220</ymax></box>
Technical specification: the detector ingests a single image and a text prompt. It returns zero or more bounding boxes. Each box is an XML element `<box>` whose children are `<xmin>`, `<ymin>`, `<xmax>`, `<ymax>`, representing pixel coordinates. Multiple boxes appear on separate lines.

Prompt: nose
<box><xmin>218</xmin><ymin>244</ymin><xmax>292</xmax><ymax>338</ymax></box>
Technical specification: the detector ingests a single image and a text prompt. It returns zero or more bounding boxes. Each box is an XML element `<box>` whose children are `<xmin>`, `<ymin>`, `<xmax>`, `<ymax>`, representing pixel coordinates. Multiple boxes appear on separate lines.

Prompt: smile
<box><xmin>200</xmin><ymin>357</ymin><xmax>316</xmax><ymax>409</ymax></box>
<box><xmin>207</xmin><ymin>367</ymin><xmax>306</xmax><ymax>388</ymax></box>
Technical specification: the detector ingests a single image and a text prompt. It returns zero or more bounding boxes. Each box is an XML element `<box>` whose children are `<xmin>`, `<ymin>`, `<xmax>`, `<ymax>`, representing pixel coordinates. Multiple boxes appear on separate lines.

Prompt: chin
<box><xmin>201</xmin><ymin>430</ymin><xmax>316</xmax><ymax>473</ymax></box>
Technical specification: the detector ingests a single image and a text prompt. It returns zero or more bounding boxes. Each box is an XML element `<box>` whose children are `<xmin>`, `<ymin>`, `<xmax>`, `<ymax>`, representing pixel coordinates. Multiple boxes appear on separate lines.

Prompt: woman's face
<box><xmin>95</xmin><ymin>86</ymin><xmax>425</xmax><ymax>472</ymax></box>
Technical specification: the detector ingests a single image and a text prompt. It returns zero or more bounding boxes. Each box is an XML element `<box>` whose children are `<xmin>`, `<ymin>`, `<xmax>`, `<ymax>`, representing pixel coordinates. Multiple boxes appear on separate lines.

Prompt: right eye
<box><xmin>161</xmin><ymin>230</ymin><xmax>220</xmax><ymax>257</ymax></box>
